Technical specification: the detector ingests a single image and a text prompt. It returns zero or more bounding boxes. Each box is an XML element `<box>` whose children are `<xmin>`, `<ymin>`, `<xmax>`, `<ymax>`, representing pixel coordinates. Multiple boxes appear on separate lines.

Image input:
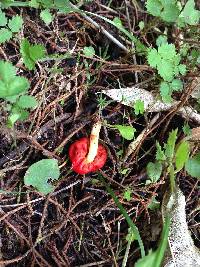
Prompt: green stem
<box><xmin>169</xmin><ymin>164</ymin><xmax>175</xmax><ymax>193</ymax></box>
<box><xmin>98</xmin><ymin>173</ymin><xmax>145</xmax><ymax>258</ymax></box>
<box><xmin>122</xmin><ymin>236</ymin><xmax>132</xmax><ymax>267</ymax></box>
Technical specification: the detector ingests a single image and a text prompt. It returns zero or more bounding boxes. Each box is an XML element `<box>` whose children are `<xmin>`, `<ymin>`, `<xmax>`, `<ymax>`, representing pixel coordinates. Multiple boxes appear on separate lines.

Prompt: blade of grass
<box><xmin>98</xmin><ymin>173</ymin><xmax>145</xmax><ymax>258</ymax></box>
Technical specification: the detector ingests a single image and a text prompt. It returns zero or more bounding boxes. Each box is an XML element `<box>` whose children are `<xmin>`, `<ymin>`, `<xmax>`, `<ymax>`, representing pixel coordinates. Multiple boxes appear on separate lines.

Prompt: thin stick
<box><xmin>69</xmin><ymin>3</ymin><xmax>129</xmax><ymax>52</ymax></box>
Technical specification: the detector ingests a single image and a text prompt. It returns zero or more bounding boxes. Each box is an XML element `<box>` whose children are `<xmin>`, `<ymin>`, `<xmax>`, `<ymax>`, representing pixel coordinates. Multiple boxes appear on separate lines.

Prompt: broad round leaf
<box><xmin>185</xmin><ymin>153</ymin><xmax>200</xmax><ymax>179</ymax></box>
<box><xmin>24</xmin><ymin>159</ymin><xmax>60</xmax><ymax>194</ymax></box>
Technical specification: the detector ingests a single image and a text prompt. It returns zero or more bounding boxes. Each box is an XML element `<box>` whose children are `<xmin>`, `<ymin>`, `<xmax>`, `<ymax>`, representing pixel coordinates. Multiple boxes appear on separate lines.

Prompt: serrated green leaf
<box><xmin>0</xmin><ymin>60</ymin><xmax>16</xmax><ymax>82</ymax></box>
<box><xmin>114</xmin><ymin>125</ymin><xmax>136</xmax><ymax>140</ymax></box>
<box><xmin>17</xmin><ymin>95</ymin><xmax>38</xmax><ymax>109</ymax></box>
<box><xmin>146</xmin><ymin>0</ymin><xmax>162</xmax><ymax>17</ymax></box>
<box><xmin>40</xmin><ymin>9</ymin><xmax>54</xmax><ymax>25</ymax></box>
<box><xmin>0</xmin><ymin>10</ymin><xmax>7</xmax><ymax>26</ymax></box>
<box><xmin>24</xmin><ymin>159</ymin><xmax>60</xmax><ymax>194</ymax></box>
<box><xmin>29</xmin><ymin>44</ymin><xmax>46</xmax><ymax>61</ymax></box>
<box><xmin>156</xmin><ymin>141</ymin><xmax>166</xmax><ymax>161</ymax></box>
<box><xmin>164</xmin><ymin>129</ymin><xmax>178</xmax><ymax>160</ymax></box>
<box><xmin>175</xmin><ymin>141</ymin><xmax>190</xmax><ymax>172</ymax></box>
<box><xmin>20</xmin><ymin>39</ymin><xmax>46</xmax><ymax>70</ymax></box>
<box><xmin>0</xmin><ymin>28</ymin><xmax>12</xmax><ymax>43</ymax></box>
<box><xmin>147</xmin><ymin>48</ymin><xmax>160</xmax><ymax>68</ymax></box>
<box><xmin>8</xmin><ymin>76</ymin><xmax>29</xmax><ymax>96</ymax></box>
<box><xmin>182</xmin><ymin>123</ymin><xmax>191</xmax><ymax>136</ymax></box>
<box><xmin>181</xmin><ymin>0</ymin><xmax>200</xmax><ymax>26</ymax></box>
<box><xmin>158</xmin><ymin>59</ymin><xmax>174</xmax><ymax>81</ymax></box>
<box><xmin>160</xmin><ymin>81</ymin><xmax>172</xmax><ymax>102</ymax></box>
<box><xmin>146</xmin><ymin>161</ymin><xmax>162</xmax><ymax>183</ymax></box>
<box><xmin>158</xmin><ymin>43</ymin><xmax>176</xmax><ymax>60</ymax></box>
<box><xmin>185</xmin><ymin>153</ymin><xmax>200</xmax><ymax>179</ymax></box>
<box><xmin>170</xmin><ymin>79</ymin><xmax>183</xmax><ymax>91</ymax></box>
<box><xmin>8</xmin><ymin>15</ymin><xmax>23</xmax><ymax>33</ymax></box>
<box><xmin>178</xmin><ymin>64</ymin><xmax>187</xmax><ymax>75</ymax></box>
<box><xmin>160</xmin><ymin>3</ymin><xmax>179</xmax><ymax>22</ymax></box>
<box><xmin>83</xmin><ymin>46</ymin><xmax>95</xmax><ymax>57</ymax></box>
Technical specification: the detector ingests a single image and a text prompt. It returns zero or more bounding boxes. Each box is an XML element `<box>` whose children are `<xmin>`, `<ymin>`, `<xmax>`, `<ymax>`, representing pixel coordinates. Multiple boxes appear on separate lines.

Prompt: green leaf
<box><xmin>114</xmin><ymin>125</ymin><xmax>136</xmax><ymax>140</ymax></box>
<box><xmin>164</xmin><ymin>129</ymin><xmax>178</xmax><ymax>160</ymax></box>
<box><xmin>160</xmin><ymin>3</ymin><xmax>179</xmax><ymax>22</ymax></box>
<box><xmin>138</xmin><ymin>21</ymin><xmax>145</xmax><ymax>30</ymax></box>
<box><xmin>147</xmin><ymin>48</ymin><xmax>160</xmax><ymax>68</ymax></box>
<box><xmin>182</xmin><ymin>123</ymin><xmax>191</xmax><ymax>136</ymax></box>
<box><xmin>20</xmin><ymin>39</ymin><xmax>46</xmax><ymax>70</ymax></box>
<box><xmin>148</xmin><ymin>197</ymin><xmax>160</xmax><ymax>210</ymax></box>
<box><xmin>29</xmin><ymin>0</ymin><xmax>39</xmax><ymax>8</ymax></box>
<box><xmin>158</xmin><ymin>43</ymin><xmax>176</xmax><ymax>60</ymax></box>
<box><xmin>134</xmin><ymin>100</ymin><xmax>144</xmax><ymax>115</ymax></box>
<box><xmin>135</xmin><ymin>216</ymin><xmax>170</xmax><ymax>267</ymax></box>
<box><xmin>39</xmin><ymin>0</ymin><xmax>53</xmax><ymax>8</ymax></box>
<box><xmin>0</xmin><ymin>10</ymin><xmax>7</xmax><ymax>26</ymax></box>
<box><xmin>24</xmin><ymin>159</ymin><xmax>60</xmax><ymax>194</ymax></box>
<box><xmin>0</xmin><ymin>28</ymin><xmax>12</xmax><ymax>43</ymax></box>
<box><xmin>146</xmin><ymin>0</ymin><xmax>162</xmax><ymax>17</ymax></box>
<box><xmin>146</xmin><ymin>162</ymin><xmax>162</xmax><ymax>183</ymax></box>
<box><xmin>160</xmin><ymin>81</ymin><xmax>172</xmax><ymax>102</ymax></box>
<box><xmin>170</xmin><ymin>79</ymin><xmax>183</xmax><ymax>92</ymax></box>
<box><xmin>17</xmin><ymin>95</ymin><xmax>38</xmax><ymax>109</ymax></box>
<box><xmin>158</xmin><ymin>59</ymin><xmax>174</xmax><ymax>81</ymax></box>
<box><xmin>178</xmin><ymin>64</ymin><xmax>187</xmax><ymax>75</ymax></box>
<box><xmin>0</xmin><ymin>61</ymin><xmax>29</xmax><ymax>99</ymax></box>
<box><xmin>126</xmin><ymin>228</ymin><xmax>136</xmax><ymax>242</ymax></box>
<box><xmin>185</xmin><ymin>153</ymin><xmax>200</xmax><ymax>179</ymax></box>
<box><xmin>8</xmin><ymin>15</ymin><xmax>23</xmax><ymax>33</ymax></box>
<box><xmin>7</xmin><ymin>76</ymin><xmax>29</xmax><ymax>96</ymax></box>
<box><xmin>40</xmin><ymin>9</ymin><xmax>54</xmax><ymax>25</ymax></box>
<box><xmin>123</xmin><ymin>188</ymin><xmax>132</xmax><ymax>201</ymax></box>
<box><xmin>175</xmin><ymin>141</ymin><xmax>190</xmax><ymax>172</ymax></box>
<box><xmin>83</xmin><ymin>46</ymin><xmax>95</xmax><ymax>57</ymax></box>
<box><xmin>0</xmin><ymin>60</ymin><xmax>16</xmax><ymax>82</ymax></box>
<box><xmin>156</xmin><ymin>35</ymin><xmax>168</xmax><ymax>47</ymax></box>
<box><xmin>156</xmin><ymin>141</ymin><xmax>166</xmax><ymax>161</ymax></box>
<box><xmin>113</xmin><ymin>17</ymin><xmax>123</xmax><ymax>28</ymax></box>
<box><xmin>7</xmin><ymin>112</ymin><xmax>21</xmax><ymax>128</ymax></box>
<box><xmin>181</xmin><ymin>0</ymin><xmax>200</xmax><ymax>26</ymax></box>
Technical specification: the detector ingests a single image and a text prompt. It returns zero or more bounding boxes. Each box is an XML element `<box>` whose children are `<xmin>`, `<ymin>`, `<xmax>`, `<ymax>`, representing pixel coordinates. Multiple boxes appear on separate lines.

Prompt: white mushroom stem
<box><xmin>85</xmin><ymin>121</ymin><xmax>102</xmax><ymax>163</ymax></box>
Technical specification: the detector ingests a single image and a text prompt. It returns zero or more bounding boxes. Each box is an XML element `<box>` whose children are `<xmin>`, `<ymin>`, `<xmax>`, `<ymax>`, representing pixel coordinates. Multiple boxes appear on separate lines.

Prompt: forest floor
<box><xmin>0</xmin><ymin>1</ymin><xmax>199</xmax><ymax>266</ymax></box>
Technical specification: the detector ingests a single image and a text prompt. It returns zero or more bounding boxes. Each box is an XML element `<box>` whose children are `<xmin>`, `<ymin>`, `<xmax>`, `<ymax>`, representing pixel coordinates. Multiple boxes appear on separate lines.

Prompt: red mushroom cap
<box><xmin>69</xmin><ymin>137</ymin><xmax>107</xmax><ymax>175</ymax></box>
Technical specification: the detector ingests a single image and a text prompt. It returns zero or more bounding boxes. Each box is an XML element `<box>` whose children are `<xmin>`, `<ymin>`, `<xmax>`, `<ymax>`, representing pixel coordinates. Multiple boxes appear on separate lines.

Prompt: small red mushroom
<box><xmin>69</xmin><ymin>121</ymin><xmax>107</xmax><ymax>175</ymax></box>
